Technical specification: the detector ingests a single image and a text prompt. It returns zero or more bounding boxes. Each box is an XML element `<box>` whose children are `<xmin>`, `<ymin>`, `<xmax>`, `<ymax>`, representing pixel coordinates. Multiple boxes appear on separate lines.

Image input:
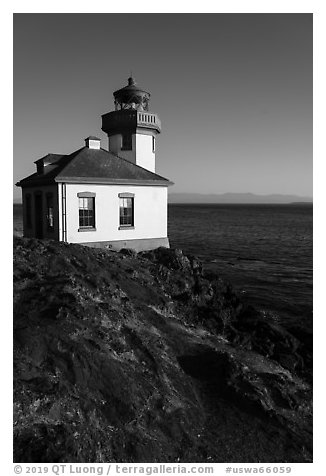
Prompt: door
<box><xmin>34</xmin><ymin>192</ymin><xmax>43</xmax><ymax>239</ymax></box>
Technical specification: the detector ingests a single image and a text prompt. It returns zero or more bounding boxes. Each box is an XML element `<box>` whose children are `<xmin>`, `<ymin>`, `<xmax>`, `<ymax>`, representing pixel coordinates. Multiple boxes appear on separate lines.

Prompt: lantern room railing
<box><xmin>102</xmin><ymin>110</ymin><xmax>161</xmax><ymax>135</ymax></box>
<box><xmin>137</xmin><ymin>111</ymin><xmax>161</xmax><ymax>130</ymax></box>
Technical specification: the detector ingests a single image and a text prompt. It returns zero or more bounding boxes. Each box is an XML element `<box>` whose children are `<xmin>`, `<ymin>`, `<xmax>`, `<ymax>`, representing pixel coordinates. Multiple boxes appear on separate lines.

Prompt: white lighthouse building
<box><xmin>102</xmin><ymin>76</ymin><xmax>160</xmax><ymax>173</ymax></box>
<box><xmin>16</xmin><ymin>77</ymin><xmax>173</xmax><ymax>251</ymax></box>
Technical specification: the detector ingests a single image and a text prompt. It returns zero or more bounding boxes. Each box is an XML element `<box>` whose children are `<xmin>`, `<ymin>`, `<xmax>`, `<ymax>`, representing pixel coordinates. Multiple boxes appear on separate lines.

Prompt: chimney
<box><xmin>85</xmin><ymin>136</ymin><xmax>101</xmax><ymax>149</ymax></box>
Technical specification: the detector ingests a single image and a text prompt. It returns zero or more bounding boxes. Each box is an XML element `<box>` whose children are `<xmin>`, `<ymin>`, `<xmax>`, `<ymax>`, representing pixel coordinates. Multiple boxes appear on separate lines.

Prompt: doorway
<box><xmin>34</xmin><ymin>192</ymin><xmax>43</xmax><ymax>239</ymax></box>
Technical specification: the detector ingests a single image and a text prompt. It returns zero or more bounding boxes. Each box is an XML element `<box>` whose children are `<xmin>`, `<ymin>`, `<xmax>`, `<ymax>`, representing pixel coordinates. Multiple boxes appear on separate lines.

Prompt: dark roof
<box><xmin>16</xmin><ymin>147</ymin><xmax>173</xmax><ymax>188</ymax></box>
<box><xmin>85</xmin><ymin>136</ymin><xmax>101</xmax><ymax>141</ymax></box>
<box><xmin>114</xmin><ymin>84</ymin><xmax>149</xmax><ymax>97</ymax></box>
<box><xmin>113</xmin><ymin>77</ymin><xmax>150</xmax><ymax>99</ymax></box>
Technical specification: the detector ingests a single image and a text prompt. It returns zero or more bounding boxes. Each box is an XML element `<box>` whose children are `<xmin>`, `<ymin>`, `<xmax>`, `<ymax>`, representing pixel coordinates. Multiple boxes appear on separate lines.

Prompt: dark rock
<box><xmin>225</xmin><ymin>305</ymin><xmax>312</xmax><ymax>381</ymax></box>
<box><xmin>13</xmin><ymin>236</ymin><xmax>312</xmax><ymax>463</ymax></box>
<box><xmin>119</xmin><ymin>248</ymin><xmax>138</xmax><ymax>257</ymax></box>
<box><xmin>140</xmin><ymin>247</ymin><xmax>193</xmax><ymax>272</ymax></box>
<box><xmin>177</xmin><ymin>345</ymin><xmax>310</xmax><ymax>419</ymax></box>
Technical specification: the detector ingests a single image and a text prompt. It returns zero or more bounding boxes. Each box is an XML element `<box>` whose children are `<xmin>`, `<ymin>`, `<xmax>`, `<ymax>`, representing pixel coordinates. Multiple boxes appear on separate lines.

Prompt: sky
<box><xmin>13</xmin><ymin>13</ymin><xmax>312</xmax><ymax>200</ymax></box>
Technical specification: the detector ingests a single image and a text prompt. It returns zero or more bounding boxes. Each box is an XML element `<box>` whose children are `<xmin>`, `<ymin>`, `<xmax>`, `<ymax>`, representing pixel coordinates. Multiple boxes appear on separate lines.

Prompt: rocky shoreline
<box><xmin>13</xmin><ymin>236</ymin><xmax>312</xmax><ymax>463</ymax></box>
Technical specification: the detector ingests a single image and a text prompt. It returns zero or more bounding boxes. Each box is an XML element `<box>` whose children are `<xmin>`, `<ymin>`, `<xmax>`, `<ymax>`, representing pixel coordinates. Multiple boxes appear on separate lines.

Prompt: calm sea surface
<box><xmin>168</xmin><ymin>204</ymin><xmax>313</xmax><ymax>330</ymax></box>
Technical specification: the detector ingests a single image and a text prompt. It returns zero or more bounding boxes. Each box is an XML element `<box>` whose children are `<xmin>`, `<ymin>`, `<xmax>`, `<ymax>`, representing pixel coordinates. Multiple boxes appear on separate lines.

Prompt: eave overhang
<box><xmin>16</xmin><ymin>178</ymin><xmax>57</xmax><ymax>188</ymax></box>
<box><xmin>55</xmin><ymin>177</ymin><xmax>174</xmax><ymax>187</ymax></box>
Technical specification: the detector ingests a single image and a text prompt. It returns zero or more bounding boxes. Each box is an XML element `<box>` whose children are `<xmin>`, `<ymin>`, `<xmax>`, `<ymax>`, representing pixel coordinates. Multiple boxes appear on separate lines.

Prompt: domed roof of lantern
<box><xmin>113</xmin><ymin>77</ymin><xmax>151</xmax><ymax>111</ymax></box>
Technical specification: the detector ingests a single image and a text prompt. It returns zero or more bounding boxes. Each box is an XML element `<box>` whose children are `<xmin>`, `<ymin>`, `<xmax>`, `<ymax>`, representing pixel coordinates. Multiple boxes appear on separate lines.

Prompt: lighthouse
<box><xmin>16</xmin><ymin>76</ymin><xmax>173</xmax><ymax>251</ymax></box>
<box><xmin>101</xmin><ymin>77</ymin><xmax>161</xmax><ymax>173</ymax></box>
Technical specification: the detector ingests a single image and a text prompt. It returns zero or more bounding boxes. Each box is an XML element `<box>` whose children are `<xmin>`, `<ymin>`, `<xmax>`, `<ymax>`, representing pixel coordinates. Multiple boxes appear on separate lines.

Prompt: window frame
<box><xmin>77</xmin><ymin>192</ymin><xmax>96</xmax><ymax>231</ymax></box>
<box><xmin>118</xmin><ymin>192</ymin><xmax>134</xmax><ymax>229</ymax></box>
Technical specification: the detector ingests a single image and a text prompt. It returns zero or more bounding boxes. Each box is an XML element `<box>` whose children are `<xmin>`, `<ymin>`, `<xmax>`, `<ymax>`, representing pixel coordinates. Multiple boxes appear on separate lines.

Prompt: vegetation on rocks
<box><xmin>13</xmin><ymin>236</ymin><xmax>312</xmax><ymax>463</ymax></box>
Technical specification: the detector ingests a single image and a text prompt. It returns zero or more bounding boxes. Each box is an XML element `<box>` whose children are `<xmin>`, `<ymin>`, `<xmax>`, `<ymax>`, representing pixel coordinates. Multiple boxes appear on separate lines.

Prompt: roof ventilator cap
<box><xmin>85</xmin><ymin>136</ymin><xmax>101</xmax><ymax>149</ymax></box>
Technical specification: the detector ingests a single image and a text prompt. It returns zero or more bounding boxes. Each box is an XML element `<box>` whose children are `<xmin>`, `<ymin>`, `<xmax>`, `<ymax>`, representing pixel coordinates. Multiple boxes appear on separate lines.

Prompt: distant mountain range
<box><xmin>168</xmin><ymin>193</ymin><xmax>313</xmax><ymax>204</ymax></box>
<box><xmin>14</xmin><ymin>193</ymin><xmax>313</xmax><ymax>205</ymax></box>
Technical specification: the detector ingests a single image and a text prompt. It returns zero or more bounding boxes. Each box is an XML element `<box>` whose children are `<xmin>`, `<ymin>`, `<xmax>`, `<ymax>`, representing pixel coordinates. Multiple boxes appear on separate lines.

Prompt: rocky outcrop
<box><xmin>13</xmin><ymin>237</ymin><xmax>312</xmax><ymax>463</ymax></box>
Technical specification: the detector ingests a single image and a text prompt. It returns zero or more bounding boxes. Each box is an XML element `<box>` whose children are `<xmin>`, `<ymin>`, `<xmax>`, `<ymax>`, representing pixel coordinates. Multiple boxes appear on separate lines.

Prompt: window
<box><xmin>122</xmin><ymin>134</ymin><xmax>132</xmax><ymax>151</ymax></box>
<box><xmin>152</xmin><ymin>136</ymin><xmax>156</xmax><ymax>153</ymax></box>
<box><xmin>46</xmin><ymin>194</ymin><xmax>54</xmax><ymax>231</ymax></box>
<box><xmin>119</xmin><ymin>194</ymin><xmax>134</xmax><ymax>227</ymax></box>
<box><xmin>78</xmin><ymin>194</ymin><xmax>96</xmax><ymax>229</ymax></box>
<box><xmin>25</xmin><ymin>194</ymin><xmax>32</xmax><ymax>228</ymax></box>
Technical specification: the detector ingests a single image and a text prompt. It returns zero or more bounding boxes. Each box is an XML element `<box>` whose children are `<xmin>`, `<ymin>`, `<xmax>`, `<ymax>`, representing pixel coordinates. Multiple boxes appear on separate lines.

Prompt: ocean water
<box><xmin>168</xmin><ymin>204</ymin><xmax>313</xmax><ymax>331</ymax></box>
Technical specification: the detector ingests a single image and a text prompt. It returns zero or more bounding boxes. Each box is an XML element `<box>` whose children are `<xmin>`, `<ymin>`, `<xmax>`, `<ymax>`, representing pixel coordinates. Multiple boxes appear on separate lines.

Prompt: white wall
<box><xmin>135</xmin><ymin>134</ymin><xmax>155</xmax><ymax>172</ymax></box>
<box><xmin>108</xmin><ymin>134</ymin><xmax>136</xmax><ymax>164</ymax></box>
<box><xmin>108</xmin><ymin>132</ymin><xmax>156</xmax><ymax>172</ymax></box>
<box><xmin>64</xmin><ymin>183</ymin><xmax>168</xmax><ymax>244</ymax></box>
<box><xmin>108</xmin><ymin>134</ymin><xmax>120</xmax><ymax>154</ymax></box>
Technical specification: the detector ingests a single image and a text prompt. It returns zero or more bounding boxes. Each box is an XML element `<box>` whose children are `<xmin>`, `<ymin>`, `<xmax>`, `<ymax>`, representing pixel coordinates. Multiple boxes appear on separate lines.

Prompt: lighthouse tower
<box><xmin>101</xmin><ymin>77</ymin><xmax>161</xmax><ymax>173</ymax></box>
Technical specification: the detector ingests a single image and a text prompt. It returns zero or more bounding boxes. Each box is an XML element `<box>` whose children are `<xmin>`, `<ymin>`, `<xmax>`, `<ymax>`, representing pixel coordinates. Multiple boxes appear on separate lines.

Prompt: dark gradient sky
<box><xmin>13</xmin><ymin>13</ymin><xmax>312</xmax><ymax>199</ymax></box>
